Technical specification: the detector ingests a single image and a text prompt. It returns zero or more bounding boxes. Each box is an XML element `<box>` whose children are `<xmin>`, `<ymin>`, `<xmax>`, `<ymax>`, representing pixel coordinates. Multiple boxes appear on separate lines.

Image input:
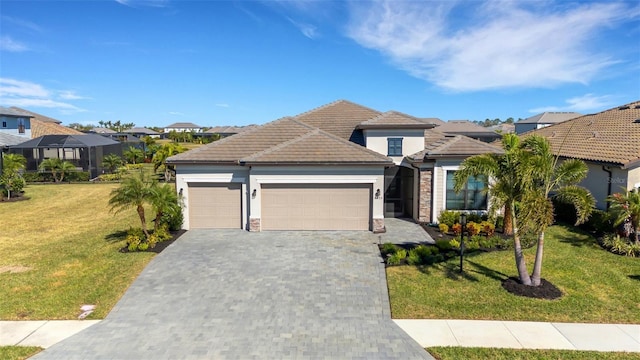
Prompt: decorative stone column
<box><xmin>419</xmin><ymin>168</ymin><xmax>433</xmax><ymax>223</ymax></box>
<box><xmin>373</xmin><ymin>218</ymin><xmax>385</xmax><ymax>233</ymax></box>
<box><xmin>249</xmin><ymin>218</ymin><xmax>261</xmax><ymax>232</ymax></box>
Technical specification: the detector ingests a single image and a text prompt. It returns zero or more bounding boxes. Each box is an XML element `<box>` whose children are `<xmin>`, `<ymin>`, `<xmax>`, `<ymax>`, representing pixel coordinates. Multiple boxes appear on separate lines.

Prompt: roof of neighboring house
<box><xmin>91</xmin><ymin>127</ymin><xmax>117</xmax><ymax>134</ymax></box>
<box><xmin>526</xmin><ymin>101</ymin><xmax>640</xmax><ymax>168</ymax></box>
<box><xmin>420</xmin><ymin>117</ymin><xmax>446</xmax><ymax>126</ymax></box>
<box><xmin>205</xmin><ymin>125</ymin><xmax>259</xmax><ymax>134</ymax></box>
<box><xmin>293</xmin><ymin>99</ymin><xmax>381</xmax><ymax>145</ymax></box>
<box><xmin>1</xmin><ymin>106</ymin><xmax>34</xmax><ymax>117</ymax></box>
<box><xmin>0</xmin><ymin>132</ymin><xmax>29</xmax><ymax>147</ymax></box>
<box><xmin>126</xmin><ymin>127</ymin><xmax>159</xmax><ymax>135</ymax></box>
<box><xmin>357</xmin><ymin>111</ymin><xmax>436</xmax><ymax>130</ymax></box>
<box><xmin>517</xmin><ymin>112</ymin><xmax>582</xmax><ymax>124</ymax></box>
<box><xmin>167</xmin><ymin>117</ymin><xmax>392</xmax><ymax>165</ymax></box>
<box><xmin>409</xmin><ymin>130</ymin><xmax>503</xmax><ymax>161</ymax></box>
<box><xmin>10</xmin><ymin>107</ymin><xmax>59</xmax><ymax>123</ymax></box>
<box><xmin>165</xmin><ymin>122</ymin><xmax>202</xmax><ymax>129</ymax></box>
<box><xmin>434</xmin><ymin>120</ymin><xmax>501</xmax><ymax>140</ymax></box>
<box><xmin>9</xmin><ymin>134</ymin><xmax>119</xmax><ymax>148</ymax></box>
<box><xmin>489</xmin><ymin>123</ymin><xmax>515</xmax><ymax>133</ymax></box>
<box><xmin>4</xmin><ymin>107</ymin><xmax>83</xmax><ymax>137</ymax></box>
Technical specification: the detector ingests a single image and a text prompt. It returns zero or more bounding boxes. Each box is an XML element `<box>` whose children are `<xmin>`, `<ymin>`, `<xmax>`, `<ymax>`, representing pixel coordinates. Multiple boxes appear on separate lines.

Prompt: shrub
<box><xmin>98</xmin><ymin>173</ymin><xmax>121</xmax><ymax>181</ymax></box>
<box><xmin>153</xmin><ymin>225</ymin><xmax>172</xmax><ymax>242</ymax></box>
<box><xmin>451</xmin><ymin>223</ymin><xmax>462</xmax><ymax>236</ymax></box>
<box><xmin>67</xmin><ymin>171</ymin><xmax>90</xmax><ymax>182</ymax></box>
<box><xmin>381</xmin><ymin>242</ymin><xmax>399</xmax><ymax>257</ymax></box>
<box><xmin>467</xmin><ymin>213</ymin><xmax>484</xmax><ymax>223</ymax></box>
<box><xmin>480</xmin><ymin>221</ymin><xmax>496</xmax><ymax>236</ymax></box>
<box><xmin>581</xmin><ymin>210</ymin><xmax>614</xmax><ymax>235</ymax></box>
<box><xmin>438</xmin><ymin>210</ymin><xmax>460</xmax><ymax>228</ymax></box>
<box><xmin>600</xmin><ymin>233</ymin><xmax>640</xmax><ymax>257</ymax></box>
<box><xmin>407</xmin><ymin>245</ymin><xmax>439</xmax><ymax>265</ymax></box>
<box><xmin>435</xmin><ymin>239</ymin><xmax>453</xmax><ymax>252</ymax></box>
<box><xmin>407</xmin><ymin>249</ymin><xmax>421</xmax><ymax>265</ymax></box>
<box><xmin>466</xmin><ymin>221</ymin><xmax>481</xmax><ymax>236</ymax></box>
<box><xmin>449</xmin><ymin>239</ymin><xmax>460</xmax><ymax>249</ymax></box>
<box><xmin>22</xmin><ymin>172</ymin><xmax>44</xmax><ymax>182</ymax></box>
<box><xmin>160</xmin><ymin>204</ymin><xmax>183</xmax><ymax>231</ymax></box>
<box><xmin>494</xmin><ymin>216</ymin><xmax>504</xmax><ymax>231</ymax></box>
<box><xmin>438</xmin><ymin>223</ymin><xmax>449</xmax><ymax>234</ymax></box>
<box><xmin>487</xmin><ymin>235</ymin><xmax>509</xmax><ymax>249</ymax></box>
<box><xmin>465</xmin><ymin>236</ymin><xmax>480</xmax><ymax>251</ymax></box>
<box><xmin>126</xmin><ymin>163</ymin><xmax>144</xmax><ymax>170</ymax></box>
<box><xmin>387</xmin><ymin>249</ymin><xmax>407</xmax><ymax>265</ymax></box>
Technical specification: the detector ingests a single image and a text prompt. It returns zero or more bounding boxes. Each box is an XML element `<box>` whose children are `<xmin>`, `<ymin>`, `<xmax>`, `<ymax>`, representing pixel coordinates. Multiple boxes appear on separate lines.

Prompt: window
<box><xmin>445</xmin><ymin>170</ymin><xmax>487</xmax><ymax>210</ymax></box>
<box><xmin>387</xmin><ymin>138</ymin><xmax>403</xmax><ymax>156</ymax></box>
<box><xmin>2</xmin><ymin>121</ymin><xmax>6</xmax><ymax>128</ymax></box>
<box><xmin>18</xmin><ymin>118</ymin><xmax>25</xmax><ymax>134</ymax></box>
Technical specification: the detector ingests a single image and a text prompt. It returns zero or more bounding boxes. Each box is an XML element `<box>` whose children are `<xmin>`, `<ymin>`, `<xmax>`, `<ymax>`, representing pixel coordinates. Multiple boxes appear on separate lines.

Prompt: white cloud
<box><xmin>287</xmin><ymin>17</ymin><xmax>318</xmax><ymax>39</ymax></box>
<box><xmin>0</xmin><ymin>78</ymin><xmax>86</xmax><ymax>113</ymax></box>
<box><xmin>1</xmin><ymin>16</ymin><xmax>43</xmax><ymax>33</ymax></box>
<box><xmin>529</xmin><ymin>94</ymin><xmax>615</xmax><ymax>113</ymax></box>
<box><xmin>169</xmin><ymin>111</ymin><xmax>184</xmax><ymax>115</ymax></box>
<box><xmin>215</xmin><ymin>103</ymin><xmax>230</xmax><ymax>108</ymax></box>
<box><xmin>115</xmin><ymin>0</ymin><xmax>170</xmax><ymax>8</ymax></box>
<box><xmin>57</xmin><ymin>90</ymin><xmax>90</xmax><ymax>100</ymax></box>
<box><xmin>346</xmin><ymin>1</ymin><xmax>634</xmax><ymax>91</ymax></box>
<box><xmin>0</xmin><ymin>36</ymin><xmax>29</xmax><ymax>52</ymax></box>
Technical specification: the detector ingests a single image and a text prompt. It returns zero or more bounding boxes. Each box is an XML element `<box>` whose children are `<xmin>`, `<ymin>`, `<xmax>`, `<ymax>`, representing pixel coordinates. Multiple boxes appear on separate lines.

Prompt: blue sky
<box><xmin>1</xmin><ymin>0</ymin><xmax>639</xmax><ymax>128</ymax></box>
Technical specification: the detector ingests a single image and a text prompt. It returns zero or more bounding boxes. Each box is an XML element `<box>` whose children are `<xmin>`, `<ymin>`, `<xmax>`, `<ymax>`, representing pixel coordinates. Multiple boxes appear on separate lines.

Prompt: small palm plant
<box><xmin>102</xmin><ymin>154</ymin><xmax>123</xmax><ymax>174</ymax></box>
<box><xmin>109</xmin><ymin>172</ymin><xmax>154</xmax><ymax>239</ymax></box>
<box><xmin>608</xmin><ymin>189</ymin><xmax>640</xmax><ymax>245</ymax></box>
<box><xmin>39</xmin><ymin>158</ymin><xmax>77</xmax><ymax>182</ymax></box>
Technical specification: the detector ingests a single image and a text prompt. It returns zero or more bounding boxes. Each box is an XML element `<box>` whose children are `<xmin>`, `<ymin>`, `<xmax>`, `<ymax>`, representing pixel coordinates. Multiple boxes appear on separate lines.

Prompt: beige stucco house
<box><xmin>167</xmin><ymin>100</ymin><xmax>501</xmax><ymax>232</ymax></box>
<box><xmin>526</xmin><ymin>100</ymin><xmax>640</xmax><ymax>209</ymax></box>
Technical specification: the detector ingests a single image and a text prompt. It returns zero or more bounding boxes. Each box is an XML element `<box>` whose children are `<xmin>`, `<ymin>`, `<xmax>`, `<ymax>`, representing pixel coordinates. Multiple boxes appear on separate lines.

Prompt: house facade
<box><xmin>526</xmin><ymin>101</ymin><xmax>640</xmax><ymax>209</ymax></box>
<box><xmin>164</xmin><ymin>122</ymin><xmax>203</xmax><ymax>133</ymax></box>
<box><xmin>515</xmin><ymin>112</ymin><xmax>581</xmax><ymax>134</ymax></box>
<box><xmin>0</xmin><ymin>107</ymin><xmax>32</xmax><ymax>139</ymax></box>
<box><xmin>167</xmin><ymin>100</ymin><xmax>502</xmax><ymax>232</ymax></box>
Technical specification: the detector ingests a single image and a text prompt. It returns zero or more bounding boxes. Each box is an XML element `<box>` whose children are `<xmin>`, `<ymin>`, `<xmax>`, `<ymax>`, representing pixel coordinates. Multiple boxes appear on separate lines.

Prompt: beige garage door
<box><xmin>188</xmin><ymin>183</ymin><xmax>241</xmax><ymax>229</ymax></box>
<box><xmin>261</xmin><ymin>184</ymin><xmax>371</xmax><ymax>230</ymax></box>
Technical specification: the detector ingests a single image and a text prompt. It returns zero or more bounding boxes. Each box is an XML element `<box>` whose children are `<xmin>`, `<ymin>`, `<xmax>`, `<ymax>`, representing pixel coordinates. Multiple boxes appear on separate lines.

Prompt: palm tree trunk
<box><xmin>503</xmin><ymin>201</ymin><xmax>514</xmax><ymax>236</ymax></box>
<box><xmin>137</xmin><ymin>205</ymin><xmax>150</xmax><ymax>238</ymax></box>
<box><xmin>511</xmin><ymin>204</ymin><xmax>531</xmax><ymax>285</ymax></box>
<box><xmin>530</xmin><ymin>231</ymin><xmax>545</xmax><ymax>286</ymax></box>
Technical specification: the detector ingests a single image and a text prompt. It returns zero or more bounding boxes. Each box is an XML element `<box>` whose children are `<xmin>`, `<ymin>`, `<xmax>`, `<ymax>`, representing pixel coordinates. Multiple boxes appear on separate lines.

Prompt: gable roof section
<box><xmin>167</xmin><ymin>117</ymin><xmax>392</xmax><ymax>165</ymax></box>
<box><xmin>1</xmin><ymin>107</ymin><xmax>34</xmax><ymax>118</ymax></box>
<box><xmin>0</xmin><ymin>132</ymin><xmax>29</xmax><ymax>147</ymax></box>
<box><xmin>526</xmin><ymin>101</ymin><xmax>640</xmax><ymax>167</ymax></box>
<box><xmin>165</xmin><ymin>122</ymin><xmax>202</xmax><ymax>128</ymax></box>
<box><xmin>409</xmin><ymin>130</ymin><xmax>503</xmax><ymax>161</ymax></box>
<box><xmin>357</xmin><ymin>111</ymin><xmax>436</xmax><ymax>130</ymax></box>
<box><xmin>10</xmin><ymin>107</ymin><xmax>60</xmax><ymax>123</ymax></box>
<box><xmin>31</xmin><ymin>119</ymin><xmax>83</xmax><ymax>137</ymax></box>
<box><xmin>92</xmin><ymin>127</ymin><xmax>117</xmax><ymax>134</ymax></box>
<box><xmin>294</xmin><ymin>100</ymin><xmax>381</xmax><ymax>144</ymax></box>
<box><xmin>10</xmin><ymin>134</ymin><xmax>119</xmax><ymax>148</ymax></box>
<box><xmin>436</xmin><ymin>120</ymin><xmax>497</xmax><ymax>134</ymax></box>
<box><xmin>126</xmin><ymin>127</ymin><xmax>159</xmax><ymax>135</ymax></box>
<box><xmin>517</xmin><ymin>112</ymin><xmax>581</xmax><ymax>124</ymax></box>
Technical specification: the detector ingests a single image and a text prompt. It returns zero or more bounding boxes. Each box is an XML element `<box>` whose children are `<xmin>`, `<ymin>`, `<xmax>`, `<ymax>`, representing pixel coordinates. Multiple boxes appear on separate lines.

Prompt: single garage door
<box><xmin>188</xmin><ymin>183</ymin><xmax>241</xmax><ymax>229</ymax></box>
<box><xmin>261</xmin><ymin>184</ymin><xmax>371</xmax><ymax>230</ymax></box>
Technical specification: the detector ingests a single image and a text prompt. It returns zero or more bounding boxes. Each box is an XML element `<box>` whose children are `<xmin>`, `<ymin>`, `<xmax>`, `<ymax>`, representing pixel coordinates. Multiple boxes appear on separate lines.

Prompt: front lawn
<box><xmin>0</xmin><ymin>184</ymin><xmax>156</xmax><ymax>320</ymax></box>
<box><xmin>427</xmin><ymin>347</ymin><xmax>639</xmax><ymax>360</ymax></box>
<box><xmin>0</xmin><ymin>346</ymin><xmax>42</xmax><ymax>360</ymax></box>
<box><xmin>388</xmin><ymin>225</ymin><xmax>640</xmax><ymax>323</ymax></box>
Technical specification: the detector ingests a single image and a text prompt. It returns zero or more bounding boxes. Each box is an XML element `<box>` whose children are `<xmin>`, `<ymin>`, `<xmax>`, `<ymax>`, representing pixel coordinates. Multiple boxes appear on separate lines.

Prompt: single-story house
<box><xmin>526</xmin><ymin>101</ymin><xmax>640</xmax><ymax>209</ymax></box>
<box><xmin>434</xmin><ymin>120</ymin><xmax>501</xmax><ymax>143</ymax></box>
<box><xmin>8</xmin><ymin>134</ymin><xmax>123</xmax><ymax>178</ymax></box>
<box><xmin>164</xmin><ymin>122</ymin><xmax>203</xmax><ymax>133</ymax></box>
<box><xmin>167</xmin><ymin>100</ymin><xmax>502</xmax><ymax>232</ymax></box>
<box><xmin>125</xmin><ymin>127</ymin><xmax>161</xmax><ymax>138</ymax></box>
<box><xmin>205</xmin><ymin>125</ymin><xmax>259</xmax><ymax>138</ymax></box>
<box><xmin>515</xmin><ymin>112</ymin><xmax>581</xmax><ymax>134</ymax></box>
<box><xmin>91</xmin><ymin>127</ymin><xmax>117</xmax><ymax>134</ymax></box>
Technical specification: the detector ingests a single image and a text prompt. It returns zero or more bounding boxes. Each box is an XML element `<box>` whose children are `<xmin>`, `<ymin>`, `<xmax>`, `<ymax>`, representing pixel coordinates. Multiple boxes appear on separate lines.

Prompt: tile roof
<box><xmin>525</xmin><ymin>101</ymin><xmax>640</xmax><ymax>167</ymax></box>
<box><xmin>409</xmin><ymin>130</ymin><xmax>503</xmax><ymax>161</ymax></box>
<box><xmin>1</xmin><ymin>107</ymin><xmax>34</xmax><ymax>118</ymax></box>
<box><xmin>205</xmin><ymin>125</ymin><xmax>259</xmax><ymax>134</ymax></box>
<box><xmin>420</xmin><ymin>117</ymin><xmax>445</xmax><ymax>125</ymax></box>
<box><xmin>10</xmin><ymin>107</ymin><xmax>60</xmax><ymax>123</ymax></box>
<box><xmin>294</xmin><ymin>100</ymin><xmax>381</xmax><ymax>144</ymax></box>
<box><xmin>126</xmin><ymin>127</ymin><xmax>159</xmax><ymax>135</ymax></box>
<box><xmin>435</xmin><ymin>120</ymin><xmax>498</xmax><ymax>134</ymax></box>
<box><xmin>0</xmin><ymin>132</ymin><xmax>29</xmax><ymax>147</ymax></box>
<box><xmin>358</xmin><ymin>111</ymin><xmax>436</xmax><ymax>129</ymax></box>
<box><xmin>517</xmin><ymin>112</ymin><xmax>582</xmax><ymax>124</ymax></box>
<box><xmin>165</xmin><ymin>122</ymin><xmax>202</xmax><ymax>128</ymax></box>
<box><xmin>167</xmin><ymin>117</ymin><xmax>392</xmax><ymax>165</ymax></box>
<box><xmin>31</xmin><ymin>119</ymin><xmax>83</xmax><ymax>138</ymax></box>
<box><xmin>10</xmin><ymin>134</ymin><xmax>119</xmax><ymax>148</ymax></box>
<box><xmin>92</xmin><ymin>127</ymin><xmax>117</xmax><ymax>134</ymax></box>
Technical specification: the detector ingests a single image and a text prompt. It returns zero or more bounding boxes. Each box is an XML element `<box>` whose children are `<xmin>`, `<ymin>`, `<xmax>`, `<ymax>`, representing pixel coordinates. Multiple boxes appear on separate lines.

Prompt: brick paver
<box><xmin>33</xmin><ymin>229</ymin><xmax>432</xmax><ymax>359</ymax></box>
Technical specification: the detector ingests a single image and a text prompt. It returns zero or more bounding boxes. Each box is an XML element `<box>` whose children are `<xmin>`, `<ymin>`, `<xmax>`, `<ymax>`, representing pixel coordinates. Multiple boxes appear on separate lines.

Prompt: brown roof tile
<box><xmin>409</xmin><ymin>130</ymin><xmax>502</xmax><ymax>160</ymax></box>
<box><xmin>10</xmin><ymin>107</ymin><xmax>61</xmax><ymax>123</ymax></box>
<box><xmin>436</xmin><ymin>120</ymin><xmax>498</xmax><ymax>134</ymax></box>
<box><xmin>358</xmin><ymin>111</ymin><xmax>436</xmax><ymax>129</ymax></box>
<box><xmin>526</xmin><ymin>100</ymin><xmax>640</xmax><ymax>167</ymax></box>
<box><xmin>31</xmin><ymin>119</ymin><xmax>83</xmax><ymax>138</ymax></box>
<box><xmin>294</xmin><ymin>100</ymin><xmax>380</xmax><ymax>143</ymax></box>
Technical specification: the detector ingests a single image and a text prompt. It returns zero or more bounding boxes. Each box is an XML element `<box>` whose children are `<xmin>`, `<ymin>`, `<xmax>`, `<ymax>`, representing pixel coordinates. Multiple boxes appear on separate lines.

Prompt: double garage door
<box><xmin>187</xmin><ymin>183</ymin><xmax>371</xmax><ymax>230</ymax></box>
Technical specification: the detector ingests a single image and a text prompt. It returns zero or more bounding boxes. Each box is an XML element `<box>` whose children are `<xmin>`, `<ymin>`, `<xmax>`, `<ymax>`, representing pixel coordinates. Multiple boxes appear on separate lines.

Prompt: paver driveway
<box><xmin>34</xmin><ymin>229</ymin><xmax>432</xmax><ymax>359</ymax></box>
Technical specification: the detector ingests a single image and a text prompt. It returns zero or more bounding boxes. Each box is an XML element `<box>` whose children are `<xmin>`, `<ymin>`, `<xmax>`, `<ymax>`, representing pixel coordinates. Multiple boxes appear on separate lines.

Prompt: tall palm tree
<box><xmin>109</xmin><ymin>173</ymin><xmax>154</xmax><ymax>238</ymax></box>
<box><xmin>520</xmin><ymin>135</ymin><xmax>595</xmax><ymax>286</ymax></box>
<box><xmin>454</xmin><ymin>134</ymin><xmax>533</xmax><ymax>285</ymax></box>
<box><xmin>608</xmin><ymin>189</ymin><xmax>640</xmax><ymax>245</ymax></box>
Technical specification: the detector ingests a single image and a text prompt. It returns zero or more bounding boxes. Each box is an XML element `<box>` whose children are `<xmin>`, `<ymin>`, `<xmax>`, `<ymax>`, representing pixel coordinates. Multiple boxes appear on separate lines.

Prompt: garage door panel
<box><xmin>262</xmin><ymin>184</ymin><xmax>371</xmax><ymax>230</ymax></box>
<box><xmin>188</xmin><ymin>183</ymin><xmax>241</xmax><ymax>229</ymax></box>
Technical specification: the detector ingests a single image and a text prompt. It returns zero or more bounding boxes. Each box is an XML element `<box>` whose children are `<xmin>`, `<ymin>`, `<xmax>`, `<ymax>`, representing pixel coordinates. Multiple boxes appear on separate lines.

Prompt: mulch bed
<box><xmin>502</xmin><ymin>277</ymin><xmax>563</xmax><ymax>300</ymax></box>
<box><xmin>1</xmin><ymin>195</ymin><xmax>30</xmax><ymax>202</ymax></box>
<box><xmin>119</xmin><ymin>229</ymin><xmax>187</xmax><ymax>254</ymax></box>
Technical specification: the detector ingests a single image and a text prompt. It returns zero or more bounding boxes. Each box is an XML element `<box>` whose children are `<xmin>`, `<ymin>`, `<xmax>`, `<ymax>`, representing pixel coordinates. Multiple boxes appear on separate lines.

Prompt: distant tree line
<box><xmin>471</xmin><ymin>118</ymin><xmax>522</xmax><ymax>127</ymax></box>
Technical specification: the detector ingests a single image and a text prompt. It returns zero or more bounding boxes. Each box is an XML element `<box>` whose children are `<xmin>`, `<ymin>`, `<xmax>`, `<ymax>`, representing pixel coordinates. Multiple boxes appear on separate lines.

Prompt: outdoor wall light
<box><xmin>375</xmin><ymin>189</ymin><xmax>381</xmax><ymax>199</ymax></box>
<box><xmin>179</xmin><ymin>188</ymin><xmax>183</xmax><ymax>196</ymax></box>
<box><xmin>252</xmin><ymin>189</ymin><xmax>257</xmax><ymax>198</ymax></box>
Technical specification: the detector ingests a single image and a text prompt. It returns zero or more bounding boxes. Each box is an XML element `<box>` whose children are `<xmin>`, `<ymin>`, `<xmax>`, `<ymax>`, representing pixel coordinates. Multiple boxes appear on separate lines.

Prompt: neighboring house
<box><xmin>167</xmin><ymin>100</ymin><xmax>502</xmax><ymax>232</ymax></box>
<box><xmin>526</xmin><ymin>101</ymin><xmax>640</xmax><ymax>209</ymax></box>
<box><xmin>489</xmin><ymin>123</ymin><xmax>515</xmax><ymax>134</ymax></box>
<box><xmin>9</xmin><ymin>107</ymin><xmax>83</xmax><ymax>138</ymax></box>
<box><xmin>164</xmin><ymin>122</ymin><xmax>203</xmax><ymax>133</ymax></box>
<box><xmin>206</xmin><ymin>125</ymin><xmax>259</xmax><ymax>137</ymax></box>
<box><xmin>0</xmin><ymin>107</ymin><xmax>33</xmax><ymax>139</ymax></box>
<box><xmin>8</xmin><ymin>134</ymin><xmax>123</xmax><ymax>178</ymax></box>
<box><xmin>434</xmin><ymin>120</ymin><xmax>501</xmax><ymax>143</ymax></box>
<box><xmin>91</xmin><ymin>127</ymin><xmax>117</xmax><ymax>134</ymax></box>
<box><xmin>515</xmin><ymin>112</ymin><xmax>581</xmax><ymax>134</ymax></box>
<box><xmin>125</xmin><ymin>127</ymin><xmax>161</xmax><ymax>138</ymax></box>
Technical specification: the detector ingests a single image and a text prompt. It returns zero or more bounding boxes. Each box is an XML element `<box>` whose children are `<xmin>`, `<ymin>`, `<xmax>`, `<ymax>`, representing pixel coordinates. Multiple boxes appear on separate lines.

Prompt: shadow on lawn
<box><xmin>105</xmin><ymin>230</ymin><xmax>128</xmax><ymax>243</ymax></box>
<box><xmin>628</xmin><ymin>275</ymin><xmax>640</xmax><ymax>282</ymax></box>
<box><xmin>554</xmin><ymin>223</ymin><xmax>598</xmax><ymax>248</ymax></box>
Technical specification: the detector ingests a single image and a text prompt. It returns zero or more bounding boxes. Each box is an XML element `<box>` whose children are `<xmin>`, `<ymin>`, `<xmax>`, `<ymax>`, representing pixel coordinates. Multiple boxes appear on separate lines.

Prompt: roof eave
<box><xmin>240</xmin><ymin>161</ymin><xmax>393</xmax><ymax>166</ymax></box>
<box><xmin>166</xmin><ymin>160</ymin><xmax>239</xmax><ymax>165</ymax></box>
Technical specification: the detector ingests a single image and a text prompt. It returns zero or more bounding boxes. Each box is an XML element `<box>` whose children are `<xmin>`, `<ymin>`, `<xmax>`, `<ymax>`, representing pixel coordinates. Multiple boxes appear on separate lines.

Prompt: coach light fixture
<box><xmin>252</xmin><ymin>189</ymin><xmax>257</xmax><ymax>198</ymax></box>
<box><xmin>375</xmin><ymin>189</ymin><xmax>381</xmax><ymax>199</ymax></box>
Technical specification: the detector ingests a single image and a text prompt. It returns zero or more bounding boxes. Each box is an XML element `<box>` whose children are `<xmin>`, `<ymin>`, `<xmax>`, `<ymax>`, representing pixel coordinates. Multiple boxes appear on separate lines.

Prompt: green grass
<box><xmin>0</xmin><ymin>184</ymin><xmax>156</xmax><ymax>320</ymax></box>
<box><xmin>0</xmin><ymin>346</ymin><xmax>42</xmax><ymax>360</ymax></box>
<box><xmin>427</xmin><ymin>347</ymin><xmax>640</xmax><ymax>360</ymax></box>
<box><xmin>388</xmin><ymin>224</ymin><xmax>640</xmax><ymax>323</ymax></box>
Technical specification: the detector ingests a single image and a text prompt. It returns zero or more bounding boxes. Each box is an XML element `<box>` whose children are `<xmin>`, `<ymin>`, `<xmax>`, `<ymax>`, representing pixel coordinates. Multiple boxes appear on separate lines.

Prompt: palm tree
<box><xmin>39</xmin><ymin>158</ymin><xmax>77</xmax><ymax>182</ymax></box>
<box><xmin>109</xmin><ymin>173</ymin><xmax>154</xmax><ymax>238</ymax></box>
<box><xmin>2</xmin><ymin>153</ymin><xmax>26</xmax><ymax>173</ymax></box>
<box><xmin>123</xmin><ymin>146</ymin><xmax>144</xmax><ymax>164</ymax></box>
<box><xmin>152</xmin><ymin>143</ymin><xmax>185</xmax><ymax>182</ymax></box>
<box><xmin>454</xmin><ymin>133</ymin><xmax>533</xmax><ymax>285</ymax></box>
<box><xmin>57</xmin><ymin>161</ymin><xmax>77</xmax><ymax>182</ymax></box>
<box><xmin>520</xmin><ymin>135</ymin><xmax>595</xmax><ymax>286</ymax></box>
<box><xmin>102</xmin><ymin>154</ymin><xmax>123</xmax><ymax>174</ymax></box>
<box><xmin>608</xmin><ymin>189</ymin><xmax>640</xmax><ymax>245</ymax></box>
<box><xmin>148</xmin><ymin>183</ymin><xmax>180</xmax><ymax>231</ymax></box>
<box><xmin>1</xmin><ymin>153</ymin><xmax>27</xmax><ymax>198</ymax></box>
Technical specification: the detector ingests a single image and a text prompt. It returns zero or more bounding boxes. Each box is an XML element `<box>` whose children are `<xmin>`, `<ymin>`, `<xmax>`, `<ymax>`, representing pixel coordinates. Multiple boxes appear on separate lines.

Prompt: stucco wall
<box><xmin>363</xmin><ymin>129</ymin><xmax>425</xmax><ymax>165</ymax></box>
<box><xmin>578</xmin><ymin>162</ymin><xmax>630</xmax><ymax>210</ymax></box>
<box><xmin>627</xmin><ymin>165</ymin><xmax>640</xmax><ymax>190</ymax></box>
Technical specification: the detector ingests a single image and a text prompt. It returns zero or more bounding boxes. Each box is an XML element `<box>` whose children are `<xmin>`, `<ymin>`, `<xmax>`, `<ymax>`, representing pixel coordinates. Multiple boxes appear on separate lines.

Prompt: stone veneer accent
<box><xmin>249</xmin><ymin>218</ymin><xmax>261</xmax><ymax>232</ymax></box>
<box><xmin>373</xmin><ymin>218</ymin><xmax>385</xmax><ymax>233</ymax></box>
<box><xmin>418</xmin><ymin>168</ymin><xmax>433</xmax><ymax>223</ymax></box>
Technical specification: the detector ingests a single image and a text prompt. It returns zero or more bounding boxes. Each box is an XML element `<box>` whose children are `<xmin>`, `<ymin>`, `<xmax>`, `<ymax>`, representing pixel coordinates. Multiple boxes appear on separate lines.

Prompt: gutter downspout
<box><xmin>603</xmin><ymin>165</ymin><xmax>612</xmax><ymax>210</ymax></box>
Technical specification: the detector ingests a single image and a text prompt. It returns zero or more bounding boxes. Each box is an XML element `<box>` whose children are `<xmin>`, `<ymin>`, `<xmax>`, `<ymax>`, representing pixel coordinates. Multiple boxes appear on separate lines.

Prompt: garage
<box><xmin>188</xmin><ymin>182</ymin><xmax>242</xmax><ymax>229</ymax></box>
<box><xmin>261</xmin><ymin>183</ymin><xmax>371</xmax><ymax>230</ymax></box>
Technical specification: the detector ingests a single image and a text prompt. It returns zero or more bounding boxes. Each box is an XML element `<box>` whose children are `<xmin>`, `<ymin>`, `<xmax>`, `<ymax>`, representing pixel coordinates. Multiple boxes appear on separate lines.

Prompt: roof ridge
<box><xmin>363</xmin><ymin>110</ymin><xmax>423</xmax><ymax>124</ymax></box>
<box><xmin>241</xmin><ymin>128</ymin><xmax>319</xmax><ymax>161</ymax></box>
<box><xmin>293</xmin><ymin>99</ymin><xmax>382</xmax><ymax>120</ymax></box>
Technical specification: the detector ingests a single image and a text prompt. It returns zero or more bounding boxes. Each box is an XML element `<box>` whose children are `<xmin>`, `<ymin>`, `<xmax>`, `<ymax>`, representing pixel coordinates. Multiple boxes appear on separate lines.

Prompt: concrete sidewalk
<box><xmin>395</xmin><ymin>319</ymin><xmax>640</xmax><ymax>352</ymax></box>
<box><xmin>2</xmin><ymin>319</ymin><xmax>638</xmax><ymax>352</ymax></box>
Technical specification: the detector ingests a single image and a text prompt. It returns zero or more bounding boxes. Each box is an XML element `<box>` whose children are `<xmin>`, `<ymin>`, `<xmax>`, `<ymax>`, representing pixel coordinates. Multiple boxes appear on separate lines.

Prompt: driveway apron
<box><xmin>33</xmin><ymin>229</ymin><xmax>432</xmax><ymax>359</ymax></box>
